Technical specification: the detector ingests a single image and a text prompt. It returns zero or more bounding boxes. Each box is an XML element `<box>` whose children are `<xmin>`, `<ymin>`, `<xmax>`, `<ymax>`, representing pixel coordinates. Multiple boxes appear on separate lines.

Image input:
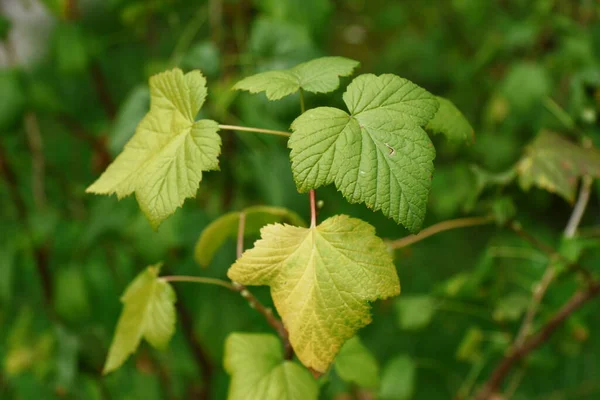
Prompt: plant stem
<box><xmin>388</xmin><ymin>216</ymin><xmax>495</xmax><ymax>249</ymax></box>
<box><xmin>299</xmin><ymin>88</ymin><xmax>306</xmax><ymax>114</ymax></box>
<box><xmin>564</xmin><ymin>176</ymin><xmax>592</xmax><ymax>238</ymax></box>
<box><xmin>543</xmin><ymin>97</ymin><xmax>576</xmax><ymax>131</ymax></box>
<box><xmin>309</xmin><ymin>190</ymin><xmax>317</xmax><ymax>228</ymax></box>
<box><xmin>162</xmin><ymin>276</ymin><xmax>235</xmax><ymax>290</ymax></box>
<box><xmin>218</xmin><ymin>124</ymin><xmax>291</xmax><ymax>137</ymax></box>
<box><xmin>474</xmin><ymin>280</ymin><xmax>600</xmax><ymax>399</ymax></box>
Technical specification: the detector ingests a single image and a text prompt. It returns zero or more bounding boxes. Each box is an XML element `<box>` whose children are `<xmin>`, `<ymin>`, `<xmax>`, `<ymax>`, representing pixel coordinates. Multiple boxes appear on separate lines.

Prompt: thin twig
<box><xmin>388</xmin><ymin>216</ymin><xmax>495</xmax><ymax>249</ymax></box>
<box><xmin>564</xmin><ymin>177</ymin><xmax>592</xmax><ymax>238</ymax></box>
<box><xmin>474</xmin><ymin>280</ymin><xmax>600</xmax><ymax>399</ymax></box>
<box><xmin>218</xmin><ymin>124</ymin><xmax>291</xmax><ymax>137</ymax></box>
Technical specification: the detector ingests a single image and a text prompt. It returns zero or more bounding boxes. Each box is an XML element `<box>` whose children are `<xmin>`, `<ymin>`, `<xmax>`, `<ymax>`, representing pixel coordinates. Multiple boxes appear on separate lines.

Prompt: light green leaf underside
<box><xmin>517</xmin><ymin>130</ymin><xmax>600</xmax><ymax>202</ymax></box>
<box><xmin>334</xmin><ymin>336</ymin><xmax>380</xmax><ymax>389</ymax></box>
<box><xmin>103</xmin><ymin>264</ymin><xmax>176</xmax><ymax>375</ymax></box>
<box><xmin>194</xmin><ymin>205</ymin><xmax>306</xmax><ymax>267</ymax></box>
<box><xmin>224</xmin><ymin>333</ymin><xmax>318</xmax><ymax>400</ymax></box>
<box><xmin>227</xmin><ymin>215</ymin><xmax>400</xmax><ymax>372</ymax></box>
<box><xmin>233</xmin><ymin>56</ymin><xmax>359</xmax><ymax>100</ymax></box>
<box><xmin>426</xmin><ymin>96</ymin><xmax>474</xmax><ymax>143</ymax></box>
<box><xmin>290</xmin><ymin>74</ymin><xmax>438</xmax><ymax>233</ymax></box>
<box><xmin>86</xmin><ymin>69</ymin><xmax>222</xmax><ymax>229</ymax></box>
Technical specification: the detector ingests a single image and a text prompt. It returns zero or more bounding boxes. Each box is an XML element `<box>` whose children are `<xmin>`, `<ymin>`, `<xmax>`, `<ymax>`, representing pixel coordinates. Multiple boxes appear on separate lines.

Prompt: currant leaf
<box><xmin>86</xmin><ymin>69</ymin><xmax>221</xmax><ymax>229</ymax></box>
<box><xmin>227</xmin><ymin>215</ymin><xmax>400</xmax><ymax>372</ymax></box>
<box><xmin>233</xmin><ymin>56</ymin><xmax>359</xmax><ymax>100</ymax></box>
<box><xmin>224</xmin><ymin>333</ymin><xmax>318</xmax><ymax>400</ymax></box>
<box><xmin>289</xmin><ymin>74</ymin><xmax>439</xmax><ymax>232</ymax></box>
<box><xmin>103</xmin><ymin>264</ymin><xmax>176</xmax><ymax>374</ymax></box>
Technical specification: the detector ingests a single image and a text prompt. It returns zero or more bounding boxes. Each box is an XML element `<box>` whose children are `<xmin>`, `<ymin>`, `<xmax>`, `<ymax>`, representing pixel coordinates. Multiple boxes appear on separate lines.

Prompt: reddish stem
<box><xmin>309</xmin><ymin>190</ymin><xmax>317</xmax><ymax>228</ymax></box>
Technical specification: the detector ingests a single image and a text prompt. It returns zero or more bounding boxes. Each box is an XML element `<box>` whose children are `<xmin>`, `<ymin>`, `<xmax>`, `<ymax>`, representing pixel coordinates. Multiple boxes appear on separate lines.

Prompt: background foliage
<box><xmin>1</xmin><ymin>0</ymin><xmax>600</xmax><ymax>399</ymax></box>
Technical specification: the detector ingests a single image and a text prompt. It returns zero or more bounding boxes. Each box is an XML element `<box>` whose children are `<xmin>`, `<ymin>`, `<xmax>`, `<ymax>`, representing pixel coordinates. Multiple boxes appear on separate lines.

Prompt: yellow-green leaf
<box><xmin>224</xmin><ymin>333</ymin><xmax>318</xmax><ymax>400</ymax></box>
<box><xmin>233</xmin><ymin>56</ymin><xmax>359</xmax><ymax>100</ymax></box>
<box><xmin>227</xmin><ymin>215</ymin><xmax>400</xmax><ymax>372</ymax></box>
<box><xmin>87</xmin><ymin>69</ymin><xmax>221</xmax><ymax>229</ymax></box>
<box><xmin>517</xmin><ymin>130</ymin><xmax>600</xmax><ymax>202</ymax></box>
<box><xmin>194</xmin><ymin>206</ymin><xmax>306</xmax><ymax>267</ymax></box>
<box><xmin>103</xmin><ymin>264</ymin><xmax>176</xmax><ymax>374</ymax></box>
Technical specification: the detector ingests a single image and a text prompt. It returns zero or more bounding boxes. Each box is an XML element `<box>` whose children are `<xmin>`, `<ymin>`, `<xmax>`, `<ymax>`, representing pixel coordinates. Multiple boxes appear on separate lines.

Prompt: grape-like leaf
<box><xmin>103</xmin><ymin>264</ymin><xmax>176</xmax><ymax>374</ymax></box>
<box><xmin>426</xmin><ymin>96</ymin><xmax>474</xmax><ymax>142</ymax></box>
<box><xmin>194</xmin><ymin>205</ymin><xmax>306</xmax><ymax>267</ymax></box>
<box><xmin>334</xmin><ymin>336</ymin><xmax>380</xmax><ymax>389</ymax></box>
<box><xmin>517</xmin><ymin>130</ymin><xmax>600</xmax><ymax>202</ymax></box>
<box><xmin>224</xmin><ymin>333</ymin><xmax>318</xmax><ymax>400</ymax></box>
<box><xmin>289</xmin><ymin>74</ymin><xmax>439</xmax><ymax>232</ymax></box>
<box><xmin>227</xmin><ymin>215</ymin><xmax>400</xmax><ymax>372</ymax></box>
<box><xmin>87</xmin><ymin>69</ymin><xmax>221</xmax><ymax>229</ymax></box>
<box><xmin>233</xmin><ymin>56</ymin><xmax>359</xmax><ymax>100</ymax></box>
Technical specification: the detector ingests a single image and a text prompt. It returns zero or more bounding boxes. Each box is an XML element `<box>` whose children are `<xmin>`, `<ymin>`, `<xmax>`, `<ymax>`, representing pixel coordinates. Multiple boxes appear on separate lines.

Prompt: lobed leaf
<box><xmin>227</xmin><ymin>215</ymin><xmax>400</xmax><ymax>372</ymax></box>
<box><xmin>224</xmin><ymin>333</ymin><xmax>318</xmax><ymax>400</ymax></box>
<box><xmin>103</xmin><ymin>264</ymin><xmax>176</xmax><ymax>374</ymax></box>
<box><xmin>194</xmin><ymin>205</ymin><xmax>306</xmax><ymax>267</ymax></box>
<box><xmin>517</xmin><ymin>130</ymin><xmax>600</xmax><ymax>202</ymax></box>
<box><xmin>289</xmin><ymin>74</ymin><xmax>439</xmax><ymax>232</ymax></box>
<box><xmin>233</xmin><ymin>56</ymin><xmax>359</xmax><ymax>100</ymax></box>
<box><xmin>426</xmin><ymin>96</ymin><xmax>474</xmax><ymax>142</ymax></box>
<box><xmin>334</xmin><ymin>336</ymin><xmax>380</xmax><ymax>389</ymax></box>
<box><xmin>87</xmin><ymin>69</ymin><xmax>221</xmax><ymax>229</ymax></box>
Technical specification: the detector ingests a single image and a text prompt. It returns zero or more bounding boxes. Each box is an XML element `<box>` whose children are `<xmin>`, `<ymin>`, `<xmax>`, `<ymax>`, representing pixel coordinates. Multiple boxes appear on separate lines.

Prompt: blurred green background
<box><xmin>1</xmin><ymin>0</ymin><xmax>600</xmax><ymax>399</ymax></box>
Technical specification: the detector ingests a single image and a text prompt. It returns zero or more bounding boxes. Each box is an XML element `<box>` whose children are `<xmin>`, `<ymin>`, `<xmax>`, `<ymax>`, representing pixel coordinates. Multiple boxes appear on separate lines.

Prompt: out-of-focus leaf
<box><xmin>500</xmin><ymin>62</ymin><xmax>550</xmax><ymax>114</ymax></box>
<box><xmin>334</xmin><ymin>336</ymin><xmax>380</xmax><ymax>389</ymax></box>
<box><xmin>54</xmin><ymin>326</ymin><xmax>79</xmax><ymax>394</ymax></box>
<box><xmin>54</xmin><ymin>23</ymin><xmax>89</xmax><ymax>74</ymax></box>
<box><xmin>379</xmin><ymin>355</ymin><xmax>416</xmax><ymax>400</ymax></box>
<box><xmin>224</xmin><ymin>333</ymin><xmax>318</xmax><ymax>400</ymax></box>
<box><xmin>54</xmin><ymin>267</ymin><xmax>90</xmax><ymax>322</ymax></box>
<box><xmin>103</xmin><ymin>264</ymin><xmax>176</xmax><ymax>374</ymax></box>
<box><xmin>517</xmin><ymin>130</ymin><xmax>600</xmax><ymax>202</ymax></box>
<box><xmin>456</xmin><ymin>326</ymin><xmax>484</xmax><ymax>362</ymax></box>
<box><xmin>426</xmin><ymin>96</ymin><xmax>474</xmax><ymax>142</ymax></box>
<box><xmin>194</xmin><ymin>205</ymin><xmax>305</xmax><ymax>267</ymax></box>
<box><xmin>228</xmin><ymin>215</ymin><xmax>400</xmax><ymax>372</ymax></box>
<box><xmin>181</xmin><ymin>41</ymin><xmax>221</xmax><ymax>77</ymax></box>
<box><xmin>255</xmin><ymin>0</ymin><xmax>332</xmax><ymax>37</ymax></box>
<box><xmin>394</xmin><ymin>295</ymin><xmax>436</xmax><ymax>331</ymax></box>
<box><xmin>493</xmin><ymin>293</ymin><xmax>530</xmax><ymax>322</ymax></box>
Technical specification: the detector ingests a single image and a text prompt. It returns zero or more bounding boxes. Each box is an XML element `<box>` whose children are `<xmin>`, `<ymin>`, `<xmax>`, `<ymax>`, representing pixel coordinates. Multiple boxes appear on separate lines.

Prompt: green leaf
<box><xmin>334</xmin><ymin>336</ymin><xmax>380</xmax><ymax>389</ymax></box>
<box><xmin>103</xmin><ymin>264</ymin><xmax>176</xmax><ymax>375</ymax></box>
<box><xmin>517</xmin><ymin>130</ymin><xmax>600</xmax><ymax>202</ymax></box>
<box><xmin>426</xmin><ymin>97</ymin><xmax>474</xmax><ymax>142</ymax></box>
<box><xmin>87</xmin><ymin>69</ymin><xmax>221</xmax><ymax>229</ymax></box>
<box><xmin>224</xmin><ymin>333</ymin><xmax>318</xmax><ymax>400</ymax></box>
<box><xmin>379</xmin><ymin>355</ymin><xmax>416</xmax><ymax>400</ymax></box>
<box><xmin>394</xmin><ymin>295</ymin><xmax>436</xmax><ymax>331</ymax></box>
<box><xmin>194</xmin><ymin>205</ymin><xmax>306</xmax><ymax>267</ymax></box>
<box><xmin>456</xmin><ymin>326</ymin><xmax>484</xmax><ymax>362</ymax></box>
<box><xmin>228</xmin><ymin>215</ymin><xmax>400</xmax><ymax>372</ymax></box>
<box><xmin>289</xmin><ymin>74</ymin><xmax>439</xmax><ymax>232</ymax></box>
<box><xmin>233</xmin><ymin>56</ymin><xmax>359</xmax><ymax>100</ymax></box>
